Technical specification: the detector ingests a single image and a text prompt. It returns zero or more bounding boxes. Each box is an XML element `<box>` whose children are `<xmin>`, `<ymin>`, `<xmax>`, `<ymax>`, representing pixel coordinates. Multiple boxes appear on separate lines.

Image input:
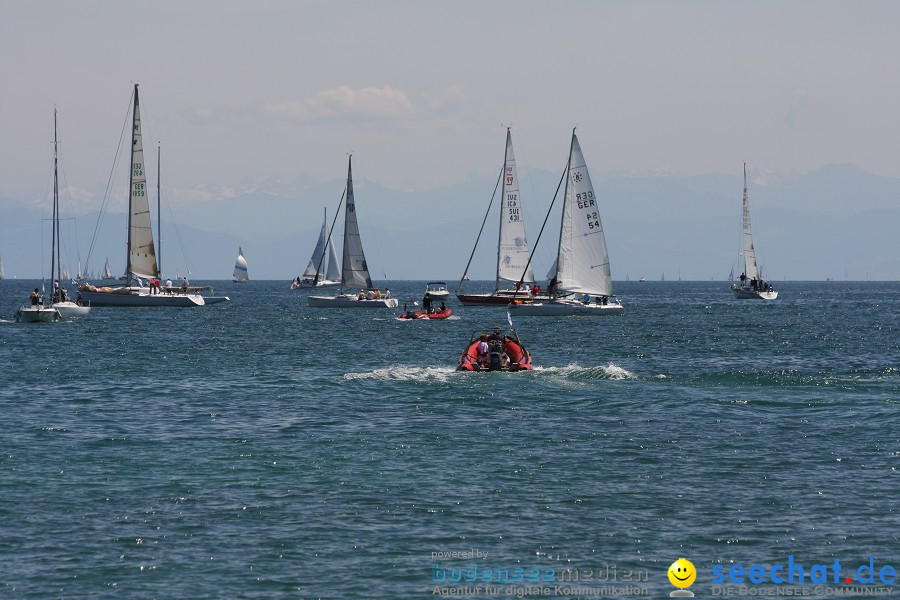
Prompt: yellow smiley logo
<box><xmin>668</xmin><ymin>558</ymin><xmax>697</xmax><ymax>589</ymax></box>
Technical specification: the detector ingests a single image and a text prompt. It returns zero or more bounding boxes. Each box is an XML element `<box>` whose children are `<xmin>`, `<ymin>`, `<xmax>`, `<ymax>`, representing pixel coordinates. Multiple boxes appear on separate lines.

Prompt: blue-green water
<box><xmin>1</xmin><ymin>280</ymin><xmax>897</xmax><ymax>599</ymax></box>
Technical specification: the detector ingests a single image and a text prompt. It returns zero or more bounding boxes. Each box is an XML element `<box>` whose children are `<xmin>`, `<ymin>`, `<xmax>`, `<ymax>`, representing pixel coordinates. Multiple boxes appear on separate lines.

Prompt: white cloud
<box><xmin>263</xmin><ymin>84</ymin><xmax>413</xmax><ymax>122</ymax></box>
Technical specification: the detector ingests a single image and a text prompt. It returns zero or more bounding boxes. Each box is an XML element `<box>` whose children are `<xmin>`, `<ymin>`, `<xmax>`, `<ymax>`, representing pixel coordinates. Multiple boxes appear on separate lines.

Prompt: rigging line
<box><xmin>162</xmin><ymin>179</ymin><xmax>192</xmax><ymax>278</ymax></box>
<box><xmin>84</xmin><ymin>88</ymin><xmax>134</xmax><ymax>274</ymax></box>
<box><xmin>456</xmin><ymin>163</ymin><xmax>504</xmax><ymax>293</ymax></box>
<box><xmin>314</xmin><ymin>189</ymin><xmax>345</xmax><ymax>284</ymax></box>
<box><xmin>511</xmin><ymin>153</ymin><xmax>570</xmax><ymax>302</ymax></box>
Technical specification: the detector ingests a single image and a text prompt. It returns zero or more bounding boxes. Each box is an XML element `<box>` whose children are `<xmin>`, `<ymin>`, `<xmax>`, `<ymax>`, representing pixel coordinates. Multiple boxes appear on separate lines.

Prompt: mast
<box><xmin>157</xmin><ymin>143</ymin><xmax>161</xmax><ymax>278</ymax></box>
<box><xmin>126</xmin><ymin>85</ymin><xmax>137</xmax><ymax>282</ymax></box>
<box><xmin>495</xmin><ymin>128</ymin><xmax>510</xmax><ymax>292</ymax></box>
<box><xmin>51</xmin><ymin>108</ymin><xmax>60</xmax><ymax>301</ymax></box>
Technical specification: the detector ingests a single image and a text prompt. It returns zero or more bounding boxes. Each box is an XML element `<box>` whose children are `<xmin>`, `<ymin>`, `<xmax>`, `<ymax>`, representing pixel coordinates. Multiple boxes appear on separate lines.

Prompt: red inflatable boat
<box><xmin>397</xmin><ymin>308</ymin><xmax>453</xmax><ymax>320</ymax></box>
<box><xmin>457</xmin><ymin>328</ymin><xmax>533</xmax><ymax>372</ymax></box>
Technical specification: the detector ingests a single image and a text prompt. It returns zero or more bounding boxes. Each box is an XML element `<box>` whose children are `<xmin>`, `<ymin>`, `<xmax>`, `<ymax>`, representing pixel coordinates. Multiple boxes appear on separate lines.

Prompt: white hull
<box><xmin>509</xmin><ymin>298</ymin><xmax>624</xmax><ymax>316</ymax></box>
<box><xmin>307</xmin><ymin>293</ymin><xmax>399</xmax><ymax>308</ymax></box>
<box><xmin>15</xmin><ymin>306</ymin><xmax>59</xmax><ymax>322</ymax></box>
<box><xmin>80</xmin><ymin>287</ymin><xmax>205</xmax><ymax>307</ymax></box>
<box><xmin>53</xmin><ymin>301</ymin><xmax>91</xmax><ymax>318</ymax></box>
<box><xmin>731</xmin><ymin>285</ymin><xmax>778</xmax><ymax>300</ymax></box>
<box><xmin>292</xmin><ymin>279</ymin><xmax>340</xmax><ymax>290</ymax></box>
<box><xmin>203</xmin><ymin>296</ymin><xmax>230</xmax><ymax>304</ymax></box>
<box><xmin>424</xmin><ymin>291</ymin><xmax>450</xmax><ymax>299</ymax></box>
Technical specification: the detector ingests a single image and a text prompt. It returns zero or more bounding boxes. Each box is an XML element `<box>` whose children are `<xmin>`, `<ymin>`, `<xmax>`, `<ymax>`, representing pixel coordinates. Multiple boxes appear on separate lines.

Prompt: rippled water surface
<box><xmin>1</xmin><ymin>280</ymin><xmax>897</xmax><ymax>598</ymax></box>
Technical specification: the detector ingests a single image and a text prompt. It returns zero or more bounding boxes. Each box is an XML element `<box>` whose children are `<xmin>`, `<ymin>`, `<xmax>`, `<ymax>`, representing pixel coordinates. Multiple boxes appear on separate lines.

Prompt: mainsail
<box><xmin>325</xmin><ymin>234</ymin><xmax>340</xmax><ymax>282</ymax></box>
<box><xmin>102</xmin><ymin>258</ymin><xmax>113</xmax><ymax>279</ymax></box>
<box><xmin>127</xmin><ymin>85</ymin><xmax>158</xmax><ymax>280</ymax></box>
<box><xmin>303</xmin><ymin>216</ymin><xmax>329</xmax><ymax>278</ymax></box>
<box><xmin>553</xmin><ymin>131</ymin><xmax>613</xmax><ymax>297</ymax></box>
<box><xmin>740</xmin><ymin>163</ymin><xmax>759</xmax><ymax>280</ymax></box>
<box><xmin>340</xmin><ymin>157</ymin><xmax>373</xmax><ymax>290</ymax></box>
<box><xmin>497</xmin><ymin>129</ymin><xmax>534</xmax><ymax>287</ymax></box>
<box><xmin>233</xmin><ymin>246</ymin><xmax>249</xmax><ymax>281</ymax></box>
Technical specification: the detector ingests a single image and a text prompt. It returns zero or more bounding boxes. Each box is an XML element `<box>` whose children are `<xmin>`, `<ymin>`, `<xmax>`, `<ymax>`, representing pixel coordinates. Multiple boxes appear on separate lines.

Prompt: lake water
<box><xmin>1</xmin><ymin>280</ymin><xmax>897</xmax><ymax>598</ymax></box>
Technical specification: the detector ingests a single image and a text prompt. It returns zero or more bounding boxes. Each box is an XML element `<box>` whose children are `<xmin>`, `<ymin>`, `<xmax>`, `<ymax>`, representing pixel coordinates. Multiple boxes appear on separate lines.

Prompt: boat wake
<box><xmin>344</xmin><ymin>365</ymin><xmax>458</xmax><ymax>383</ymax></box>
<box><xmin>533</xmin><ymin>363</ymin><xmax>637</xmax><ymax>380</ymax></box>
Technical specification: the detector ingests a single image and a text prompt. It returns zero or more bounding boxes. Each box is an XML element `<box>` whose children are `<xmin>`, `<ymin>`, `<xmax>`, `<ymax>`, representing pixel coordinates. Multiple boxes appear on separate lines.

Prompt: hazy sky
<box><xmin>3</xmin><ymin>0</ymin><xmax>900</xmax><ymax>194</ymax></box>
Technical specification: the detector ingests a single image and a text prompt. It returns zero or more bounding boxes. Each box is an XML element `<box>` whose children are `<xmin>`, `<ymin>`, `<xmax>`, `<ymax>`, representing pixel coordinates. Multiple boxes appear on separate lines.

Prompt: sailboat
<box><xmin>101</xmin><ymin>258</ymin><xmax>115</xmax><ymax>280</ymax></box>
<box><xmin>509</xmin><ymin>129</ymin><xmax>624</xmax><ymax>316</ymax></box>
<box><xmin>456</xmin><ymin>128</ymin><xmax>546</xmax><ymax>305</ymax></box>
<box><xmin>233</xmin><ymin>246</ymin><xmax>249</xmax><ymax>282</ymax></box>
<box><xmin>79</xmin><ymin>85</ymin><xmax>205</xmax><ymax>307</ymax></box>
<box><xmin>291</xmin><ymin>208</ymin><xmax>341</xmax><ymax>289</ymax></box>
<box><xmin>0</xmin><ymin>256</ymin><xmax>5</xmax><ymax>280</ymax></box>
<box><xmin>307</xmin><ymin>156</ymin><xmax>398</xmax><ymax>308</ymax></box>
<box><xmin>17</xmin><ymin>109</ymin><xmax>89</xmax><ymax>321</ymax></box>
<box><xmin>731</xmin><ymin>163</ymin><xmax>777</xmax><ymax>300</ymax></box>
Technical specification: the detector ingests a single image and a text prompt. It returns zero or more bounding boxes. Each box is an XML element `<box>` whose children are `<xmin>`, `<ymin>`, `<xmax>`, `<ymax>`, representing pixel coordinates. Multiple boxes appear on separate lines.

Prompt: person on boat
<box><xmin>76</xmin><ymin>290</ymin><xmax>84</xmax><ymax>305</ymax></box>
<box><xmin>59</xmin><ymin>287</ymin><xmax>68</xmax><ymax>302</ymax></box>
<box><xmin>374</xmin><ymin>288</ymin><xmax>382</xmax><ymax>299</ymax></box>
<box><xmin>583</xmin><ymin>293</ymin><xmax>591</xmax><ymax>304</ymax></box>
<box><xmin>366</xmin><ymin>289</ymin><xmax>375</xmax><ymax>300</ymax></box>
<box><xmin>439</xmin><ymin>301</ymin><xmax>446</xmax><ymax>313</ymax></box>
<box><xmin>531</xmin><ymin>284</ymin><xmax>541</xmax><ymax>296</ymax></box>
<box><xmin>165</xmin><ymin>278</ymin><xmax>173</xmax><ymax>293</ymax></box>
<box><xmin>548</xmin><ymin>276</ymin><xmax>558</xmax><ymax>300</ymax></box>
<box><xmin>384</xmin><ymin>288</ymin><xmax>391</xmax><ymax>299</ymax></box>
<box><xmin>476</xmin><ymin>335</ymin><xmax>490</xmax><ymax>368</ymax></box>
<box><xmin>181</xmin><ymin>277</ymin><xmax>189</xmax><ymax>293</ymax></box>
<box><xmin>423</xmin><ymin>295</ymin><xmax>433</xmax><ymax>314</ymax></box>
<box><xmin>740</xmin><ymin>273</ymin><xmax>747</xmax><ymax>282</ymax></box>
<box><xmin>30</xmin><ymin>288</ymin><xmax>40</xmax><ymax>306</ymax></box>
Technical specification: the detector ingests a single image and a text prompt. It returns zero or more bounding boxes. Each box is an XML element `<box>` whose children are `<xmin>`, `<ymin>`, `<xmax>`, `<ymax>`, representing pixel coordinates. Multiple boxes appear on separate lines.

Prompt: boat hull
<box><xmin>79</xmin><ymin>287</ymin><xmax>205</xmax><ymax>307</ymax></box>
<box><xmin>509</xmin><ymin>299</ymin><xmax>625</xmax><ymax>316</ymax></box>
<box><xmin>52</xmin><ymin>301</ymin><xmax>91</xmax><ymax>319</ymax></box>
<box><xmin>291</xmin><ymin>280</ymin><xmax>340</xmax><ymax>290</ymax></box>
<box><xmin>457</xmin><ymin>335</ymin><xmax>533</xmax><ymax>372</ymax></box>
<box><xmin>397</xmin><ymin>308</ymin><xmax>452</xmax><ymax>320</ymax></box>
<box><xmin>456</xmin><ymin>290</ymin><xmax>548</xmax><ymax>305</ymax></box>
<box><xmin>202</xmin><ymin>296</ymin><xmax>230</xmax><ymax>304</ymax></box>
<box><xmin>731</xmin><ymin>284</ymin><xmax>778</xmax><ymax>300</ymax></box>
<box><xmin>15</xmin><ymin>306</ymin><xmax>60</xmax><ymax>322</ymax></box>
<box><xmin>308</xmin><ymin>294</ymin><xmax>399</xmax><ymax>308</ymax></box>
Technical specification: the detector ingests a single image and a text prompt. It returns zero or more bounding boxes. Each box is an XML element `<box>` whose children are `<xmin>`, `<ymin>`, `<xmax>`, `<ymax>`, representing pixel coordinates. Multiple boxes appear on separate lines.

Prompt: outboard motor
<box><xmin>489</xmin><ymin>352</ymin><xmax>502</xmax><ymax>370</ymax></box>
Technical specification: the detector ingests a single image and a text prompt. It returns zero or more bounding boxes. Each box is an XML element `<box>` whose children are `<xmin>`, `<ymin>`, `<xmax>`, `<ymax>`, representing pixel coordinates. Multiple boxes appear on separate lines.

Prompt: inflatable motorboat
<box><xmin>397</xmin><ymin>308</ymin><xmax>453</xmax><ymax>320</ymax></box>
<box><xmin>457</xmin><ymin>327</ymin><xmax>533</xmax><ymax>372</ymax></box>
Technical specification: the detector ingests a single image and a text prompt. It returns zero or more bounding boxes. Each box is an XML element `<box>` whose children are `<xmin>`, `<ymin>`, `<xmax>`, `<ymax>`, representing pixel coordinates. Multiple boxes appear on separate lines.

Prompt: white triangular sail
<box><xmin>553</xmin><ymin>132</ymin><xmax>613</xmax><ymax>297</ymax></box>
<box><xmin>0</xmin><ymin>256</ymin><xmax>4</xmax><ymax>280</ymax></box>
<box><xmin>127</xmin><ymin>85</ymin><xmax>158</xmax><ymax>280</ymax></box>
<box><xmin>303</xmin><ymin>216</ymin><xmax>328</xmax><ymax>278</ymax></box>
<box><xmin>233</xmin><ymin>246</ymin><xmax>249</xmax><ymax>281</ymax></box>
<box><xmin>102</xmin><ymin>258</ymin><xmax>113</xmax><ymax>279</ymax></box>
<box><xmin>325</xmin><ymin>233</ymin><xmax>340</xmax><ymax>282</ymax></box>
<box><xmin>340</xmin><ymin>157</ymin><xmax>373</xmax><ymax>290</ymax></box>
<box><xmin>497</xmin><ymin>129</ymin><xmax>534</xmax><ymax>286</ymax></box>
<box><xmin>740</xmin><ymin>163</ymin><xmax>759</xmax><ymax>280</ymax></box>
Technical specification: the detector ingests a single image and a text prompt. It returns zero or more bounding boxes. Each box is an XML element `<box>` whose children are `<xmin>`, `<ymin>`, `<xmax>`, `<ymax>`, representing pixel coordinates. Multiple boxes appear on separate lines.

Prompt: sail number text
<box><xmin>576</xmin><ymin>191</ymin><xmax>600</xmax><ymax>229</ymax></box>
<box><xmin>133</xmin><ymin>182</ymin><xmax>145</xmax><ymax>197</ymax></box>
<box><xmin>133</xmin><ymin>162</ymin><xmax>143</xmax><ymax>177</ymax></box>
<box><xmin>506</xmin><ymin>193</ymin><xmax>520</xmax><ymax>221</ymax></box>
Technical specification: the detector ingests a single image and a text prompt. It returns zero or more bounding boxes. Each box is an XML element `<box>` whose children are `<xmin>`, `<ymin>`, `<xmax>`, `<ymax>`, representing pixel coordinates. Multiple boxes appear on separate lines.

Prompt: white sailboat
<box><xmin>233</xmin><ymin>246</ymin><xmax>249</xmax><ymax>282</ymax></box>
<box><xmin>307</xmin><ymin>156</ymin><xmax>398</xmax><ymax>308</ymax></box>
<box><xmin>79</xmin><ymin>85</ymin><xmax>205</xmax><ymax>307</ymax></box>
<box><xmin>291</xmin><ymin>207</ymin><xmax>341</xmax><ymax>289</ymax></box>
<box><xmin>101</xmin><ymin>258</ymin><xmax>115</xmax><ymax>280</ymax></box>
<box><xmin>457</xmin><ymin>128</ymin><xmax>544</xmax><ymax>305</ymax></box>
<box><xmin>510</xmin><ymin>129</ymin><xmax>624</xmax><ymax>316</ymax></box>
<box><xmin>17</xmin><ymin>109</ymin><xmax>88</xmax><ymax>320</ymax></box>
<box><xmin>0</xmin><ymin>256</ymin><xmax>5</xmax><ymax>280</ymax></box>
<box><xmin>731</xmin><ymin>163</ymin><xmax>777</xmax><ymax>300</ymax></box>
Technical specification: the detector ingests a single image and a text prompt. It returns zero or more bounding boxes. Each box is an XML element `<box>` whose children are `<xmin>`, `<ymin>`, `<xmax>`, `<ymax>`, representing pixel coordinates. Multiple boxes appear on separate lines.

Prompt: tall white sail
<box><xmin>303</xmin><ymin>217</ymin><xmax>328</xmax><ymax>278</ymax></box>
<box><xmin>102</xmin><ymin>257</ymin><xmax>113</xmax><ymax>279</ymax></box>
<box><xmin>340</xmin><ymin>157</ymin><xmax>373</xmax><ymax>290</ymax></box>
<box><xmin>740</xmin><ymin>163</ymin><xmax>759</xmax><ymax>280</ymax></box>
<box><xmin>497</xmin><ymin>129</ymin><xmax>534</xmax><ymax>286</ymax></box>
<box><xmin>553</xmin><ymin>131</ymin><xmax>613</xmax><ymax>297</ymax></box>
<box><xmin>0</xmin><ymin>256</ymin><xmax>4</xmax><ymax>280</ymax></box>
<box><xmin>233</xmin><ymin>246</ymin><xmax>249</xmax><ymax>281</ymax></box>
<box><xmin>325</xmin><ymin>234</ymin><xmax>341</xmax><ymax>282</ymax></box>
<box><xmin>127</xmin><ymin>85</ymin><xmax>158</xmax><ymax>280</ymax></box>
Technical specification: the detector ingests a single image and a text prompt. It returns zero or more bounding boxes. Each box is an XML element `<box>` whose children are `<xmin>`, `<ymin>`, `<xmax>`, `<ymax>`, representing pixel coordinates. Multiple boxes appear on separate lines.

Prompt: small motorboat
<box><xmin>397</xmin><ymin>307</ymin><xmax>453</xmax><ymax>320</ymax></box>
<box><xmin>457</xmin><ymin>327</ymin><xmax>533</xmax><ymax>372</ymax></box>
<box><xmin>424</xmin><ymin>281</ymin><xmax>450</xmax><ymax>300</ymax></box>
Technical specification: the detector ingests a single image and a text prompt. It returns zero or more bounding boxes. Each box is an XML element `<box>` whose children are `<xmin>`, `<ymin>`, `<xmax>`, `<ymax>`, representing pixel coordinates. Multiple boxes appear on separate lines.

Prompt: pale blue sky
<box><xmin>2</xmin><ymin>0</ymin><xmax>900</xmax><ymax>194</ymax></box>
